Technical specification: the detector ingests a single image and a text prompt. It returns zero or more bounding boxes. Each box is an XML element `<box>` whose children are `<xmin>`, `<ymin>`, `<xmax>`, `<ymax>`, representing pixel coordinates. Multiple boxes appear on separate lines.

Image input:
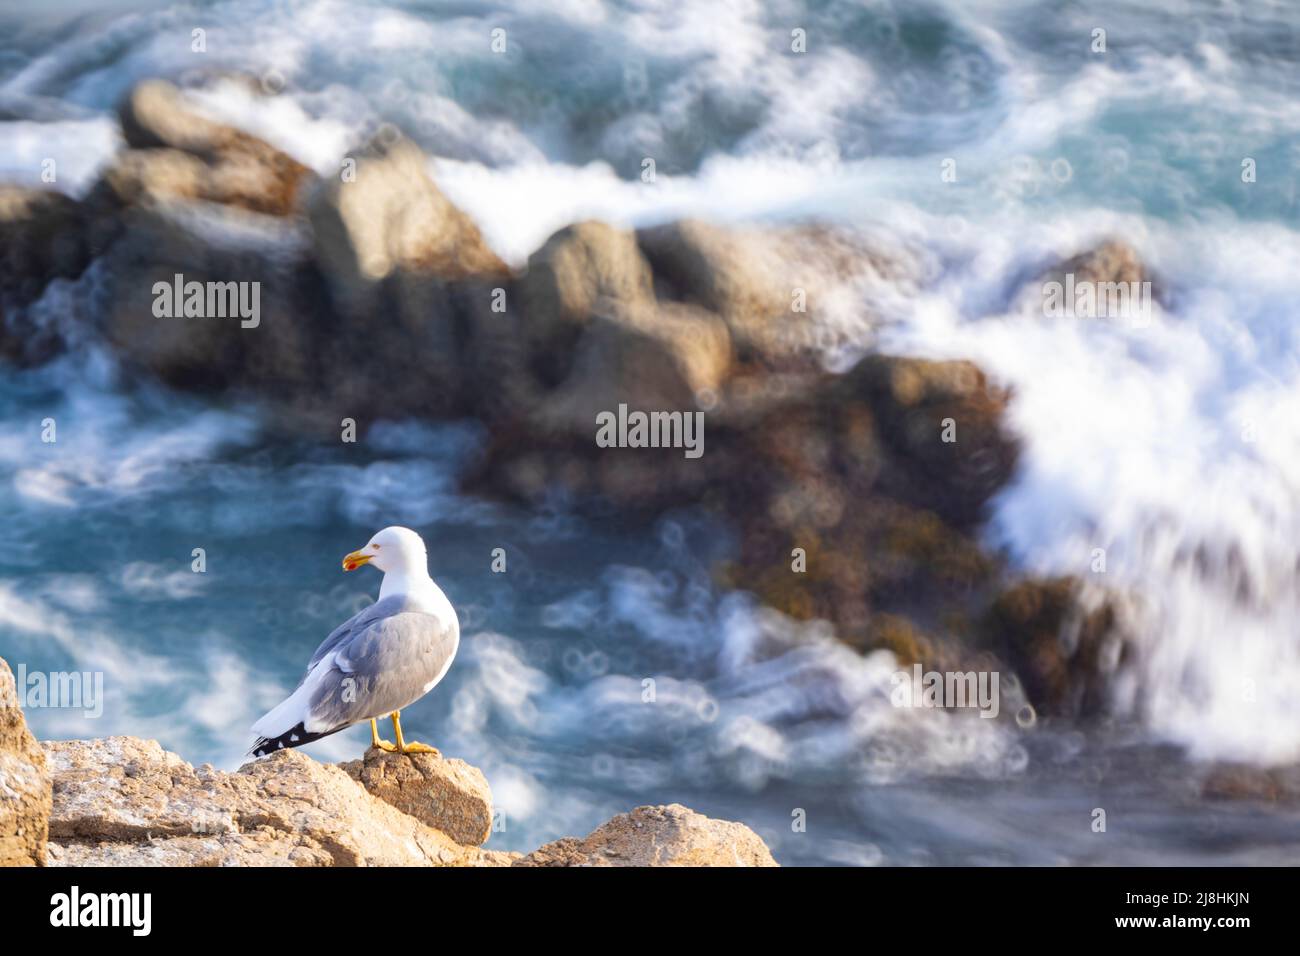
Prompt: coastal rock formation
<box><xmin>520</xmin><ymin>221</ymin><xmax>657</xmax><ymax>385</ymax></box>
<box><xmin>114</xmin><ymin>79</ymin><xmax>313</xmax><ymax>216</ymax></box>
<box><xmin>44</xmin><ymin>736</ymin><xmax>510</xmax><ymax>867</ymax></box>
<box><xmin>637</xmin><ymin>218</ymin><xmax>916</xmax><ymax>365</ymax></box>
<box><xmin>0</xmin><ymin>186</ymin><xmax>116</xmax><ymax>364</ymax></box>
<box><xmin>307</xmin><ymin>137</ymin><xmax>510</xmax><ymax>315</ymax></box>
<box><xmin>517</xmin><ymin>803</ymin><xmax>777</xmax><ymax>867</ymax></box>
<box><xmin>35</xmin><ymin>735</ymin><xmax>778</xmax><ymax>867</ymax></box>
<box><xmin>0</xmin><ymin>658</ymin><xmax>51</xmax><ymax>866</ymax></box>
<box><xmin>340</xmin><ymin>747</ymin><xmax>493</xmax><ymax>847</ymax></box>
<box><xmin>979</xmin><ymin>577</ymin><xmax>1130</xmax><ymax>718</ymax></box>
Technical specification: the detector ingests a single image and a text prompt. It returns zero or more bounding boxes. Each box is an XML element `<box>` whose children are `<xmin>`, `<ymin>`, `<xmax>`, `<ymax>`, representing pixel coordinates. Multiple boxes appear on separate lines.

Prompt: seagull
<box><xmin>250</xmin><ymin>526</ymin><xmax>459</xmax><ymax>757</ymax></box>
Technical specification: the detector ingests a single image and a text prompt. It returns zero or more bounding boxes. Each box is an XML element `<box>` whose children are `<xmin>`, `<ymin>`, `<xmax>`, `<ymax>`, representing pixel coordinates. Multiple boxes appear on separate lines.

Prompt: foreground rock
<box><xmin>340</xmin><ymin>747</ymin><xmax>492</xmax><ymax>847</ymax></box>
<box><xmin>517</xmin><ymin>804</ymin><xmax>777</xmax><ymax>867</ymax></box>
<box><xmin>0</xmin><ymin>659</ymin><xmax>51</xmax><ymax>866</ymax></box>
<box><xmin>43</xmin><ymin>737</ymin><xmax>512</xmax><ymax>867</ymax></box>
<box><xmin>21</xmin><ymin>725</ymin><xmax>778</xmax><ymax>866</ymax></box>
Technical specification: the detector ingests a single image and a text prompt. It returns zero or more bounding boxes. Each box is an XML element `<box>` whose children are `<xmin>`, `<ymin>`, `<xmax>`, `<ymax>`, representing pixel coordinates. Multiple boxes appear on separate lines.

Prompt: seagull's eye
<box><xmin>371</xmin><ymin>543</ymin><xmax>381</xmax><ymax>550</ymax></box>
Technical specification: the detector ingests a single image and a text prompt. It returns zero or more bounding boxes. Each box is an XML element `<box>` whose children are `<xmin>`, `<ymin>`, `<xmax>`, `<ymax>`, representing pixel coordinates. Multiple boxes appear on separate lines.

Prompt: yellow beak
<box><xmin>342</xmin><ymin>549</ymin><xmax>372</xmax><ymax>572</ymax></box>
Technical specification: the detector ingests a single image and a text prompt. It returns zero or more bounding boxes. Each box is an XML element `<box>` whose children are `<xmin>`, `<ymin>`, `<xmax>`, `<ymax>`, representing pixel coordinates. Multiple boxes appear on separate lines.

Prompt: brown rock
<box><xmin>0</xmin><ymin>656</ymin><xmax>51</xmax><ymax>866</ymax></box>
<box><xmin>637</xmin><ymin>219</ymin><xmax>914</xmax><ymax>365</ymax></box>
<box><xmin>98</xmin><ymin>201</ymin><xmax>319</xmax><ymax>396</ymax></box>
<box><xmin>115</xmin><ymin>80</ymin><xmax>312</xmax><ymax>216</ymax></box>
<box><xmin>516</xmin><ymin>804</ymin><xmax>777</xmax><ymax>867</ymax></box>
<box><xmin>0</xmin><ymin>186</ymin><xmax>116</xmax><ymax>363</ymax></box>
<box><xmin>97</xmin><ymin>147</ymin><xmax>312</xmax><ymax>217</ymax></box>
<box><xmin>535</xmin><ymin>301</ymin><xmax>731</xmax><ymax>433</ymax></box>
<box><xmin>339</xmin><ymin>746</ymin><xmax>493</xmax><ymax>847</ymax></box>
<box><xmin>1201</xmin><ymin>763</ymin><xmax>1300</xmax><ymax>803</ymax></box>
<box><xmin>307</xmin><ymin>137</ymin><xmax>509</xmax><ymax>317</ymax></box>
<box><xmin>980</xmin><ymin>577</ymin><xmax>1129</xmax><ymax>717</ymax></box>
<box><xmin>520</xmin><ymin>221</ymin><xmax>656</xmax><ymax>385</ymax></box>
<box><xmin>842</xmin><ymin>354</ymin><xmax>1019</xmax><ymax>528</ymax></box>
<box><xmin>43</xmin><ymin>737</ymin><xmax>500</xmax><ymax>867</ymax></box>
<box><xmin>1053</xmin><ymin>239</ymin><xmax>1150</xmax><ymax>289</ymax></box>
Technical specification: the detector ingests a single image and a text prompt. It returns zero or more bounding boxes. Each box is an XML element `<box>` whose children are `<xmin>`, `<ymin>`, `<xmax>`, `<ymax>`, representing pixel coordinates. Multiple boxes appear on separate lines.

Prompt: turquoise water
<box><xmin>3</xmin><ymin>0</ymin><xmax>1300</xmax><ymax>864</ymax></box>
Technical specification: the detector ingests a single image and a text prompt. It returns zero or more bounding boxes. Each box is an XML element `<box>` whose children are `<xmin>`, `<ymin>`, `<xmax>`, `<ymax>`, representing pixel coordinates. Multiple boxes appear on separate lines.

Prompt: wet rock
<box><xmin>98</xmin><ymin>201</ymin><xmax>320</xmax><ymax>397</ymax></box>
<box><xmin>96</xmin><ymin>146</ymin><xmax>311</xmax><ymax>217</ymax></box>
<box><xmin>520</xmin><ymin>221</ymin><xmax>656</xmax><ymax>386</ymax></box>
<box><xmin>979</xmin><ymin>577</ymin><xmax>1129</xmax><ymax>717</ymax></box>
<box><xmin>1201</xmin><ymin>763</ymin><xmax>1300</xmax><ymax>803</ymax></box>
<box><xmin>340</xmin><ymin>746</ymin><xmax>493</xmax><ymax>847</ymax></box>
<box><xmin>1021</xmin><ymin>239</ymin><xmax>1162</xmax><ymax>318</ymax></box>
<box><xmin>1052</xmin><ymin>239</ymin><xmax>1151</xmax><ymax>289</ymax></box>
<box><xmin>43</xmin><ymin>737</ymin><xmax>505</xmax><ymax>867</ymax></box>
<box><xmin>0</xmin><ymin>656</ymin><xmax>51</xmax><ymax>866</ymax></box>
<box><xmin>637</xmin><ymin>219</ymin><xmax>914</xmax><ymax>365</ymax></box>
<box><xmin>115</xmin><ymin>79</ymin><xmax>312</xmax><ymax>216</ymax></box>
<box><xmin>841</xmin><ymin>354</ymin><xmax>1018</xmax><ymax>528</ymax></box>
<box><xmin>516</xmin><ymin>804</ymin><xmax>778</xmax><ymax>867</ymax></box>
<box><xmin>307</xmin><ymin>136</ymin><xmax>509</xmax><ymax>318</ymax></box>
<box><xmin>534</xmin><ymin>301</ymin><xmax>731</xmax><ymax>433</ymax></box>
<box><xmin>0</xmin><ymin>187</ymin><xmax>115</xmax><ymax>363</ymax></box>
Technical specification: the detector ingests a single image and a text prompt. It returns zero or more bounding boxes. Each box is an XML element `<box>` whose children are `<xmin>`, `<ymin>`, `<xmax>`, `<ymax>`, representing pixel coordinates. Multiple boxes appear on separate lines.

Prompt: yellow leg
<box><xmin>390</xmin><ymin>711</ymin><xmax>439</xmax><ymax>756</ymax></box>
<box><xmin>370</xmin><ymin>717</ymin><xmax>397</xmax><ymax>752</ymax></box>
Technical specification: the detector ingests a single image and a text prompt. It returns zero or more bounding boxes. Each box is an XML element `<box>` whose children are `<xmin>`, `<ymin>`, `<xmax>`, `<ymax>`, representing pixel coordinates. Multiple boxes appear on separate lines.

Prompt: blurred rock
<box><xmin>535</xmin><ymin>302</ymin><xmax>731</xmax><ymax>433</ymax></box>
<box><xmin>340</xmin><ymin>746</ymin><xmax>493</xmax><ymax>847</ymax></box>
<box><xmin>841</xmin><ymin>354</ymin><xmax>1018</xmax><ymax>527</ymax></box>
<box><xmin>1201</xmin><ymin>763</ymin><xmax>1300</xmax><ymax>803</ymax></box>
<box><xmin>1051</xmin><ymin>239</ymin><xmax>1151</xmax><ymax>289</ymax></box>
<box><xmin>0</xmin><ymin>186</ymin><xmax>116</xmax><ymax>363</ymax></box>
<box><xmin>115</xmin><ymin>79</ymin><xmax>312</xmax><ymax>216</ymax></box>
<box><xmin>520</xmin><ymin>221</ymin><xmax>656</xmax><ymax>386</ymax></box>
<box><xmin>98</xmin><ymin>201</ymin><xmax>320</xmax><ymax>397</ymax></box>
<box><xmin>307</xmin><ymin>137</ymin><xmax>509</xmax><ymax>317</ymax></box>
<box><xmin>0</xmin><ymin>656</ymin><xmax>51</xmax><ymax>866</ymax></box>
<box><xmin>517</xmin><ymin>804</ymin><xmax>778</xmax><ymax>867</ymax></box>
<box><xmin>638</xmin><ymin>219</ymin><xmax>915</xmax><ymax>366</ymax></box>
<box><xmin>979</xmin><ymin>577</ymin><xmax>1130</xmax><ymax>717</ymax></box>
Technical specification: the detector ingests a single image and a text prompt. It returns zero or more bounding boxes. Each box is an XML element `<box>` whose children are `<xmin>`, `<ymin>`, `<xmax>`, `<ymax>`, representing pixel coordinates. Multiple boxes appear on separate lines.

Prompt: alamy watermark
<box><xmin>595</xmin><ymin>403</ymin><xmax>704</xmax><ymax>459</ymax></box>
<box><xmin>1042</xmin><ymin>273</ymin><xmax>1152</xmax><ymax>327</ymax></box>
<box><xmin>14</xmin><ymin>663</ymin><xmax>103</xmax><ymax>718</ymax></box>
<box><xmin>152</xmin><ymin>273</ymin><xmax>260</xmax><ymax>328</ymax></box>
<box><xmin>890</xmin><ymin>663</ymin><xmax>999</xmax><ymax>719</ymax></box>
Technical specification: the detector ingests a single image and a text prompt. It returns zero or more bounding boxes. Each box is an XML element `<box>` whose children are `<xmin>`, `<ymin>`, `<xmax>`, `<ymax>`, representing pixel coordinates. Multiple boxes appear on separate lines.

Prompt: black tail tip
<box><xmin>250</xmin><ymin>722</ymin><xmax>325</xmax><ymax>757</ymax></box>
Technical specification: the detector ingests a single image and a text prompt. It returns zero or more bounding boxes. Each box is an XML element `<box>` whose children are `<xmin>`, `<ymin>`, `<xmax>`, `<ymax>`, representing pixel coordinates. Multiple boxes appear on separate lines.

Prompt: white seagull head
<box><xmin>342</xmin><ymin>526</ymin><xmax>428</xmax><ymax>576</ymax></box>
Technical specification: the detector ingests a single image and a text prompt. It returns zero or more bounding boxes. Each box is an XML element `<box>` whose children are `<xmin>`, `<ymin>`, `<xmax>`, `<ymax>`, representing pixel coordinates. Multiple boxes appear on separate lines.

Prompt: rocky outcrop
<box><xmin>1050</xmin><ymin>239</ymin><xmax>1151</xmax><ymax>290</ymax></box>
<box><xmin>638</xmin><ymin>219</ymin><xmax>914</xmax><ymax>365</ymax></box>
<box><xmin>517</xmin><ymin>804</ymin><xmax>777</xmax><ymax>867</ymax></box>
<box><xmin>979</xmin><ymin>577</ymin><xmax>1130</xmax><ymax>718</ymax></box>
<box><xmin>7</xmin><ymin>719</ymin><xmax>778</xmax><ymax>866</ymax></box>
<box><xmin>1201</xmin><ymin>763</ymin><xmax>1300</xmax><ymax>803</ymax></box>
<box><xmin>0</xmin><ymin>186</ymin><xmax>116</xmax><ymax>363</ymax></box>
<box><xmin>340</xmin><ymin>748</ymin><xmax>493</xmax><ymax>847</ymax></box>
<box><xmin>43</xmin><ymin>737</ymin><xmax>512</xmax><ymax>867</ymax></box>
<box><xmin>112</xmin><ymin>79</ymin><xmax>313</xmax><ymax>216</ymax></box>
<box><xmin>0</xmin><ymin>658</ymin><xmax>51</xmax><ymax>866</ymax></box>
<box><xmin>307</xmin><ymin>137</ymin><xmax>509</xmax><ymax>315</ymax></box>
<box><xmin>519</xmin><ymin>221</ymin><xmax>657</xmax><ymax>386</ymax></box>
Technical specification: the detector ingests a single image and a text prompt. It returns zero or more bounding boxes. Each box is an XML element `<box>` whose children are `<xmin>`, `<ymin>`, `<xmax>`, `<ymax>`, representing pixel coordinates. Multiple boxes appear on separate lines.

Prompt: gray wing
<box><xmin>304</xmin><ymin>596</ymin><xmax>405</xmax><ymax>677</ymax></box>
<box><xmin>303</xmin><ymin>601</ymin><xmax>459</xmax><ymax>734</ymax></box>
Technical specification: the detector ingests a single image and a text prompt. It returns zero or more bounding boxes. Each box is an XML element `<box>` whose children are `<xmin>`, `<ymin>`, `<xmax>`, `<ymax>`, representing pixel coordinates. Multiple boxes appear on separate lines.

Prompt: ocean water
<box><xmin>3</xmin><ymin>0</ymin><xmax>1300</xmax><ymax>864</ymax></box>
